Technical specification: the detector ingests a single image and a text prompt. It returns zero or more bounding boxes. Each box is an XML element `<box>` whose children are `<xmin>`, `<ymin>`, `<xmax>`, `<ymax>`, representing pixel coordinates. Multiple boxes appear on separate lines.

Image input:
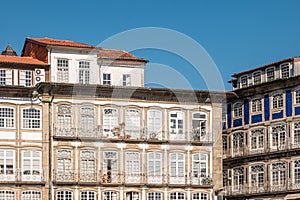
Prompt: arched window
<box><xmin>125</xmin><ymin>109</ymin><xmax>140</xmax><ymax>139</ymax></box>
<box><xmin>192</xmin><ymin>192</ymin><xmax>208</xmax><ymax>200</ymax></box>
<box><xmin>103</xmin><ymin>151</ymin><xmax>118</xmax><ymax>183</ymax></box>
<box><xmin>191</xmin><ymin>153</ymin><xmax>207</xmax><ymax>181</ymax></box>
<box><xmin>292</xmin><ymin>122</ymin><xmax>300</xmax><ymax>148</ymax></box>
<box><xmin>57</xmin><ymin>149</ymin><xmax>72</xmax><ymax>181</ymax></box>
<box><xmin>192</xmin><ymin>112</ymin><xmax>207</xmax><ymax>141</ymax></box>
<box><xmin>169</xmin><ymin>152</ymin><xmax>185</xmax><ymax>184</ymax></box>
<box><xmin>232</xmin><ymin>132</ymin><xmax>244</xmax><ymax>157</ymax></box>
<box><xmin>233</xmin><ymin>103</ymin><xmax>242</xmax><ymax>117</ymax></box>
<box><xmin>56</xmin><ymin>105</ymin><xmax>72</xmax><ymax>136</ymax></box>
<box><xmin>80</xmin><ymin>150</ymin><xmax>96</xmax><ymax>181</ymax></box>
<box><xmin>250</xmin><ymin>128</ymin><xmax>264</xmax><ymax>153</ymax></box>
<box><xmin>147</xmin><ymin>192</ymin><xmax>162</xmax><ymax>200</ymax></box>
<box><xmin>147</xmin><ymin>152</ymin><xmax>162</xmax><ymax>184</ymax></box>
<box><xmin>169</xmin><ymin>111</ymin><xmax>184</xmax><ymax>140</ymax></box>
<box><xmin>103</xmin><ymin>191</ymin><xmax>117</xmax><ymax>200</ymax></box>
<box><xmin>251</xmin><ymin>98</ymin><xmax>262</xmax><ymax>113</ymax></box>
<box><xmin>250</xmin><ymin>164</ymin><xmax>264</xmax><ymax>192</ymax></box>
<box><xmin>80</xmin><ymin>106</ymin><xmax>95</xmax><ymax>136</ymax></box>
<box><xmin>233</xmin><ymin>167</ymin><xmax>244</xmax><ymax>191</ymax></box>
<box><xmin>271</xmin><ymin>161</ymin><xmax>287</xmax><ymax>190</ymax></box>
<box><xmin>125</xmin><ymin>152</ymin><xmax>140</xmax><ymax>183</ymax></box>
<box><xmin>56</xmin><ymin>190</ymin><xmax>72</xmax><ymax>200</ymax></box>
<box><xmin>22</xmin><ymin>190</ymin><xmax>41</xmax><ymax>200</ymax></box>
<box><xmin>270</xmin><ymin>124</ymin><xmax>286</xmax><ymax>151</ymax></box>
<box><xmin>169</xmin><ymin>192</ymin><xmax>185</xmax><ymax>200</ymax></box>
<box><xmin>294</xmin><ymin>159</ymin><xmax>300</xmax><ymax>186</ymax></box>
<box><xmin>147</xmin><ymin>110</ymin><xmax>162</xmax><ymax>140</ymax></box>
<box><xmin>80</xmin><ymin>191</ymin><xmax>95</xmax><ymax>200</ymax></box>
<box><xmin>103</xmin><ymin>108</ymin><xmax>118</xmax><ymax>137</ymax></box>
<box><xmin>272</xmin><ymin>94</ymin><xmax>283</xmax><ymax>109</ymax></box>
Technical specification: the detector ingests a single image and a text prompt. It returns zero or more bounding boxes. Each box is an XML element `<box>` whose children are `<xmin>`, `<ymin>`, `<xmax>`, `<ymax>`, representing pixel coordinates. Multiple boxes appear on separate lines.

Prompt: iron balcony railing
<box><xmin>0</xmin><ymin>169</ymin><xmax>46</xmax><ymax>183</ymax></box>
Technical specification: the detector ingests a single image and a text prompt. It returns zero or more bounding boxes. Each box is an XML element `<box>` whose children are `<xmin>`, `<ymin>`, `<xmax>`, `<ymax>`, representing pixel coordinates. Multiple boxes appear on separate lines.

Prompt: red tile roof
<box><xmin>98</xmin><ymin>49</ymin><xmax>147</xmax><ymax>62</ymax></box>
<box><xmin>26</xmin><ymin>37</ymin><xmax>97</xmax><ymax>49</ymax></box>
<box><xmin>0</xmin><ymin>55</ymin><xmax>48</xmax><ymax>66</ymax></box>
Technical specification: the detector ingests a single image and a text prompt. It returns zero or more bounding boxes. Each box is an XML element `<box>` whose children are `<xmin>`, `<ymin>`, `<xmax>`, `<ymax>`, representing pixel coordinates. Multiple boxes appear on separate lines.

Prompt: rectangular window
<box><xmin>192</xmin><ymin>154</ymin><xmax>207</xmax><ymax>178</ymax></box>
<box><xmin>19</xmin><ymin>70</ymin><xmax>32</xmax><ymax>86</ymax></box>
<box><xmin>80</xmin><ymin>191</ymin><xmax>95</xmax><ymax>200</ymax></box>
<box><xmin>252</xmin><ymin>98</ymin><xmax>262</xmax><ymax>113</ymax></box>
<box><xmin>0</xmin><ymin>191</ymin><xmax>15</xmax><ymax>200</ymax></box>
<box><xmin>271</xmin><ymin>125</ymin><xmax>286</xmax><ymax>150</ymax></box>
<box><xmin>170</xmin><ymin>153</ymin><xmax>185</xmax><ymax>178</ymax></box>
<box><xmin>147</xmin><ymin>192</ymin><xmax>162</xmax><ymax>200</ymax></box>
<box><xmin>296</xmin><ymin>90</ymin><xmax>300</xmax><ymax>104</ymax></box>
<box><xmin>125</xmin><ymin>109</ymin><xmax>140</xmax><ymax>139</ymax></box>
<box><xmin>57</xmin><ymin>59</ymin><xmax>69</xmax><ymax>83</ymax></box>
<box><xmin>233</xmin><ymin>103</ymin><xmax>243</xmax><ymax>117</ymax></box>
<box><xmin>103</xmin><ymin>108</ymin><xmax>118</xmax><ymax>137</ymax></box>
<box><xmin>57</xmin><ymin>150</ymin><xmax>72</xmax><ymax>177</ymax></box>
<box><xmin>253</xmin><ymin>71</ymin><xmax>261</xmax><ymax>85</ymax></box>
<box><xmin>79</xmin><ymin>61</ymin><xmax>90</xmax><ymax>84</ymax></box>
<box><xmin>125</xmin><ymin>152</ymin><xmax>140</xmax><ymax>183</ymax></box>
<box><xmin>103</xmin><ymin>73</ymin><xmax>111</xmax><ymax>85</ymax></box>
<box><xmin>0</xmin><ymin>107</ymin><xmax>14</xmax><ymax>128</ymax></box>
<box><xmin>192</xmin><ymin>112</ymin><xmax>207</xmax><ymax>141</ymax></box>
<box><xmin>266</xmin><ymin>67</ymin><xmax>275</xmax><ymax>81</ymax></box>
<box><xmin>123</xmin><ymin>74</ymin><xmax>131</xmax><ymax>86</ymax></box>
<box><xmin>22</xmin><ymin>108</ymin><xmax>41</xmax><ymax>129</ymax></box>
<box><xmin>57</xmin><ymin>191</ymin><xmax>73</xmax><ymax>200</ymax></box>
<box><xmin>294</xmin><ymin>160</ymin><xmax>300</xmax><ymax>184</ymax></box>
<box><xmin>147</xmin><ymin>110</ymin><xmax>162</xmax><ymax>140</ymax></box>
<box><xmin>22</xmin><ymin>191</ymin><xmax>42</xmax><ymax>200</ymax></box>
<box><xmin>80</xmin><ymin>150</ymin><xmax>96</xmax><ymax>181</ymax></box>
<box><xmin>56</xmin><ymin>105</ymin><xmax>72</xmax><ymax>136</ymax></box>
<box><xmin>80</xmin><ymin>107</ymin><xmax>95</xmax><ymax>136</ymax></box>
<box><xmin>240</xmin><ymin>75</ymin><xmax>248</xmax><ymax>88</ymax></box>
<box><xmin>281</xmin><ymin>63</ymin><xmax>290</xmax><ymax>78</ymax></box>
<box><xmin>0</xmin><ymin>150</ymin><xmax>14</xmax><ymax>175</ymax></box>
<box><xmin>103</xmin><ymin>191</ymin><xmax>117</xmax><ymax>200</ymax></box>
<box><xmin>148</xmin><ymin>152</ymin><xmax>162</xmax><ymax>183</ymax></box>
<box><xmin>293</xmin><ymin>122</ymin><xmax>300</xmax><ymax>148</ymax></box>
<box><xmin>0</xmin><ymin>69</ymin><xmax>12</xmax><ymax>85</ymax></box>
<box><xmin>169</xmin><ymin>111</ymin><xmax>184</xmax><ymax>136</ymax></box>
<box><xmin>103</xmin><ymin>151</ymin><xmax>118</xmax><ymax>183</ymax></box>
<box><xmin>272</xmin><ymin>94</ymin><xmax>283</xmax><ymax>109</ymax></box>
<box><xmin>22</xmin><ymin>150</ymin><xmax>41</xmax><ymax>177</ymax></box>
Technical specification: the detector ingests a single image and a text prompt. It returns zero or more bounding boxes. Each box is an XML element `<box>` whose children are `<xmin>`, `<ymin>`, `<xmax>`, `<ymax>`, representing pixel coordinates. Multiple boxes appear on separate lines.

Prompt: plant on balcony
<box><xmin>202</xmin><ymin>177</ymin><xmax>213</xmax><ymax>185</ymax></box>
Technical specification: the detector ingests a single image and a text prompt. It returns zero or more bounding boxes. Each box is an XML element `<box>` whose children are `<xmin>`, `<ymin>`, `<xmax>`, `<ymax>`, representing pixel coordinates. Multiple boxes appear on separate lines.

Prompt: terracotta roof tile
<box><xmin>26</xmin><ymin>37</ymin><xmax>97</xmax><ymax>49</ymax></box>
<box><xmin>98</xmin><ymin>49</ymin><xmax>147</xmax><ymax>62</ymax></box>
<box><xmin>0</xmin><ymin>55</ymin><xmax>48</xmax><ymax>66</ymax></box>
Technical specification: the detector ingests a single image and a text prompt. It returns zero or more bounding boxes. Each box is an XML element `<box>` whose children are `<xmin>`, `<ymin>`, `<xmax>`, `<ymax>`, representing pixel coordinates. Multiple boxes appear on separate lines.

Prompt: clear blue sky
<box><xmin>1</xmin><ymin>0</ymin><xmax>300</xmax><ymax>90</ymax></box>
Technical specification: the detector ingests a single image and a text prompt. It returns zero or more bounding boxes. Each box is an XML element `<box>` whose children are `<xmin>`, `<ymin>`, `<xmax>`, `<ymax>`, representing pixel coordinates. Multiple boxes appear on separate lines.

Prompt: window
<box><xmin>0</xmin><ymin>107</ymin><xmax>14</xmax><ymax>128</ymax></box>
<box><xmin>103</xmin><ymin>73</ymin><xmax>111</xmax><ymax>85</ymax></box>
<box><xmin>266</xmin><ymin>67</ymin><xmax>275</xmax><ymax>81</ymax></box>
<box><xmin>125</xmin><ymin>152</ymin><xmax>140</xmax><ymax>183</ymax></box>
<box><xmin>57</xmin><ymin>59</ymin><xmax>69</xmax><ymax>83</ymax></box>
<box><xmin>56</xmin><ymin>105</ymin><xmax>72</xmax><ymax>136</ymax></box>
<box><xmin>251</xmin><ymin>98</ymin><xmax>262</xmax><ymax>113</ymax></box>
<box><xmin>250</xmin><ymin>128</ymin><xmax>264</xmax><ymax>150</ymax></box>
<box><xmin>0</xmin><ymin>191</ymin><xmax>15</xmax><ymax>200</ymax></box>
<box><xmin>272</xmin><ymin>94</ymin><xmax>283</xmax><ymax>109</ymax></box>
<box><xmin>148</xmin><ymin>152</ymin><xmax>162</xmax><ymax>183</ymax></box>
<box><xmin>271</xmin><ymin>125</ymin><xmax>286</xmax><ymax>150</ymax></box>
<box><xmin>80</xmin><ymin>150</ymin><xmax>96</xmax><ymax>181</ymax></box>
<box><xmin>79</xmin><ymin>61</ymin><xmax>90</xmax><ymax>84</ymax></box>
<box><xmin>192</xmin><ymin>193</ymin><xmax>208</xmax><ymax>200</ymax></box>
<box><xmin>0</xmin><ymin>150</ymin><xmax>14</xmax><ymax>175</ymax></box>
<box><xmin>80</xmin><ymin>191</ymin><xmax>95</xmax><ymax>200</ymax></box>
<box><xmin>169</xmin><ymin>111</ymin><xmax>184</xmax><ymax>136</ymax></box>
<box><xmin>281</xmin><ymin>63</ymin><xmax>290</xmax><ymax>78</ymax></box>
<box><xmin>240</xmin><ymin>75</ymin><xmax>248</xmax><ymax>88</ymax></box>
<box><xmin>0</xmin><ymin>69</ymin><xmax>12</xmax><ymax>85</ymax></box>
<box><xmin>233</xmin><ymin>102</ymin><xmax>242</xmax><ymax>117</ymax></box>
<box><xmin>222</xmin><ymin>136</ymin><xmax>228</xmax><ymax>155</ymax></box>
<box><xmin>233</xmin><ymin>167</ymin><xmax>244</xmax><ymax>191</ymax></box>
<box><xmin>294</xmin><ymin>160</ymin><xmax>300</xmax><ymax>185</ymax></box>
<box><xmin>293</xmin><ymin>122</ymin><xmax>300</xmax><ymax>147</ymax></box>
<box><xmin>103</xmin><ymin>151</ymin><xmax>118</xmax><ymax>183</ymax></box>
<box><xmin>192</xmin><ymin>153</ymin><xmax>207</xmax><ymax>178</ymax></box>
<box><xmin>22</xmin><ymin>191</ymin><xmax>41</xmax><ymax>200</ymax></box>
<box><xmin>125</xmin><ymin>109</ymin><xmax>140</xmax><ymax>139</ymax></box>
<box><xmin>250</xmin><ymin>164</ymin><xmax>264</xmax><ymax>189</ymax></box>
<box><xmin>192</xmin><ymin>112</ymin><xmax>207</xmax><ymax>141</ymax></box>
<box><xmin>19</xmin><ymin>70</ymin><xmax>32</xmax><ymax>86</ymax></box>
<box><xmin>103</xmin><ymin>191</ymin><xmax>117</xmax><ymax>200</ymax></box>
<box><xmin>232</xmin><ymin>132</ymin><xmax>244</xmax><ymax>156</ymax></box>
<box><xmin>22</xmin><ymin>108</ymin><xmax>41</xmax><ymax>129</ymax></box>
<box><xmin>169</xmin><ymin>192</ymin><xmax>185</xmax><ymax>200</ymax></box>
<box><xmin>253</xmin><ymin>71</ymin><xmax>261</xmax><ymax>85</ymax></box>
<box><xmin>147</xmin><ymin>192</ymin><xmax>162</xmax><ymax>200</ymax></box>
<box><xmin>123</xmin><ymin>74</ymin><xmax>131</xmax><ymax>86</ymax></box>
<box><xmin>22</xmin><ymin>150</ymin><xmax>41</xmax><ymax>177</ymax></box>
<box><xmin>126</xmin><ymin>192</ymin><xmax>140</xmax><ymax>200</ymax></box>
<box><xmin>103</xmin><ymin>108</ymin><xmax>118</xmax><ymax>137</ymax></box>
<box><xmin>57</xmin><ymin>149</ymin><xmax>72</xmax><ymax>181</ymax></box>
<box><xmin>80</xmin><ymin>107</ymin><xmax>95</xmax><ymax>135</ymax></box>
<box><xmin>296</xmin><ymin>90</ymin><xmax>300</xmax><ymax>104</ymax></box>
<box><xmin>57</xmin><ymin>190</ymin><xmax>73</xmax><ymax>200</ymax></box>
<box><xmin>271</xmin><ymin>161</ymin><xmax>287</xmax><ymax>188</ymax></box>
<box><xmin>147</xmin><ymin>110</ymin><xmax>162</xmax><ymax>139</ymax></box>
<box><xmin>170</xmin><ymin>153</ymin><xmax>185</xmax><ymax>181</ymax></box>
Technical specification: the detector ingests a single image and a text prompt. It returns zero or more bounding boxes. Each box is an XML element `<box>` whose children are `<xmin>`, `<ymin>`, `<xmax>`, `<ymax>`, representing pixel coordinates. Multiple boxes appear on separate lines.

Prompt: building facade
<box><xmin>223</xmin><ymin>57</ymin><xmax>300</xmax><ymax>200</ymax></box>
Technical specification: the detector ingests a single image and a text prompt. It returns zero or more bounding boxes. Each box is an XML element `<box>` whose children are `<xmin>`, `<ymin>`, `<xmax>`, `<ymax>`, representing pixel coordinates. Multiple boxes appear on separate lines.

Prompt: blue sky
<box><xmin>1</xmin><ymin>0</ymin><xmax>300</xmax><ymax>90</ymax></box>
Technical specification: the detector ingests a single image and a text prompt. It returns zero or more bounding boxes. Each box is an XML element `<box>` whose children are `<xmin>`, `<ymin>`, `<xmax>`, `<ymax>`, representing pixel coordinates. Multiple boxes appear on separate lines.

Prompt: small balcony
<box><xmin>0</xmin><ymin>169</ymin><xmax>46</xmax><ymax>184</ymax></box>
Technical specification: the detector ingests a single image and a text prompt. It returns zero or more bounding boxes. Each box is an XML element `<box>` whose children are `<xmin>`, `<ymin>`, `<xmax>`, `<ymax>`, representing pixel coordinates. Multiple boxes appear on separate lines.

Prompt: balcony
<box><xmin>0</xmin><ymin>169</ymin><xmax>46</xmax><ymax>184</ymax></box>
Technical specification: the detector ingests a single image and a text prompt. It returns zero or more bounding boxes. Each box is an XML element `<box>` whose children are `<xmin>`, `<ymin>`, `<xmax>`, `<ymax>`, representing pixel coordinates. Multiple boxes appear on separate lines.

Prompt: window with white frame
<box><xmin>240</xmin><ymin>75</ymin><xmax>248</xmax><ymax>88</ymax></box>
<box><xmin>266</xmin><ymin>67</ymin><xmax>275</xmax><ymax>81</ymax></box>
<box><xmin>57</xmin><ymin>190</ymin><xmax>73</xmax><ymax>200</ymax></box>
<box><xmin>251</xmin><ymin>98</ymin><xmax>262</xmax><ymax>113</ymax></box>
<box><xmin>126</xmin><ymin>192</ymin><xmax>140</xmax><ymax>200</ymax></box>
<box><xmin>294</xmin><ymin>159</ymin><xmax>300</xmax><ymax>185</ymax></box>
<box><xmin>0</xmin><ymin>69</ymin><xmax>12</xmax><ymax>85</ymax></box>
<box><xmin>19</xmin><ymin>70</ymin><xmax>32</xmax><ymax>86</ymax></box>
<box><xmin>125</xmin><ymin>152</ymin><xmax>140</xmax><ymax>182</ymax></box>
<box><xmin>293</xmin><ymin>122</ymin><xmax>300</xmax><ymax>147</ymax></box>
<box><xmin>253</xmin><ymin>71</ymin><xmax>261</xmax><ymax>85</ymax></box>
<box><xmin>0</xmin><ymin>149</ymin><xmax>14</xmax><ymax>175</ymax></box>
<box><xmin>123</xmin><ymin>74</ymin><xmax>131</xmax><ymax>86</ymax></box>
<box><xmin>271</xmin><ymin>161</ymin><xmax>287</xmax><ymax>187</ymax></box>
<box><xmin>103</xmin><ymin>151</ymin><xmax>118</xmax><ymax>183</ymax></box>
<box><xmin>147</xmin><ymin>110</ymin><xmax>162</xmax><ymax>139</ymax></box>
<box><xmin>22</xmin><ymin>108</ymin><xmax>41</xmax><ymax>129</ymax></box>
<box><xmin>271</xmin><ymin>125</ymin><xmax>286</xmax><ymax>149</ymax></box>
<box><xmin>233</xmin><ymin>102</ymin><xmax>242</xmax><ymax>118</ymax></box>
<box><xmin>296</xmin><ymin>90</ymin><xmax>300</xmax><ymax>104</ymax></box>
<box><xmin>250</xmin><ymin>164</ymin><xmax>264</xmax><ymax>189</ymax></box>
<box><xmin>79</xmin><ymin>61</ymin><xmax>90</xmax><ymax>84</ymax></box>
<box><xmin>103</xmin><ymin>191</ymin><xmax>117</xmax><ymax>200</ymax></box>
<box><xmin>233</xmin><ymin>167</ymin><xmax>244</xmax><ymax>190</ymax></box>
<box><xmin>125</xmin><ymin>109</ymin><xmax>140</xmax><ymax>138</ymax></box>
<box><xmin>192</xmin><ymin>153</ymin><xmax>207</xmax><ymax>178</ymax></box>
<box><xmin>192</xmin><ymin>192</ymin><xmax>208</xmax><ymax>200</ymax></box>
<box><xmin>281</xmin><ymin>63</ymin><xmax>290</xmax><ymax>78</ymax></box>
<box><xmin>80</xmin><ymin>191</ymin><xmax>95</xmax><ymax>200</ymax></box>
<box><xmin>147</xmin><ymin>192</ymin><xmax>162</xmax><ymax>200</ymax></box>
<box><xmin>0</xmin><ymin>190</ymin><xmax>15</xmax><ymax>200</ymax></box>
<box><xmin>0</xmin><ymin>107</ymin><xmax>14</xmax><ymax>128</ymax></box>
<box><xmin>192</xmin><ymin>112</ymin><xmax>207</xmax><ymax>141</ymax></box>
<box><xmin>57</xmin><ymin>149</ymin><xmax>72</xmax><ymax>176</ymax></box>
<box><xmin>22</xmin><ymin>150</ymin><xmax>41</xmax><ymax>176</ymax></box>
<box><xmin>103</xmin><ymin>108</ymin><xmax>118</xmax><ymax>136</ymax></box>
<box><xmin>148</xmin><ymin>152</ymin><xmax>162</xmax><ymax>180</ymax></box>
<box><xmin>57</xmin><ymin>105</ymin><xmax>72</xmax><ymax>135</ymax></box>
<box><xmin>103</xmin><ymin>73</ymin><xmax>111</xmax><ymax>85</ymax></box>
<box><xmin>170</xmin><ymin>153</ymin><xmax>184</xmax><ymax>178</ymax></box>
<box><xmin>232</xmin><ymin>132</ymin><xmax>244</xmax><ymax>151</ymax></box>
<box><xmin>250</xmin><ymin>128</ymin><xmax>264</xmax><ymax>150</ymax></box>
<box><xmin>57</xmin><ymin>59</ymin><xmax>69</xmax><ymax>83</ymax></box>
<box><xmin>80</xmin><ymin>106</ymin><xmax>95</xmax><ymax>134</ymax></box>
<box><xmin>223</xmin><ymin>170</ymin><xmax>228</xmax><ymax>187</ymax></box>
<box><xmin>22</xmin><ymin>191</ymin><xmax>41</xmax><ymax>200</ymax></box>
<box><xmin>80</xmin><ymin>150</ymin><xmax>95</xmax><ymax>179</ymax></box>
<box><xmin>222</xmin><ymin>136</ymin><xmax>228</xmax><ymax>155</ymax></box>
<box><xmin>169</xmin><ymin>192</ymin><xmax>185</xmax><ymax>200</ymax></box>
<box><xmin>272</xmin><ymin>94</ymin><xmax>284</xmax><ymax>109</ymax></box>
<box><xmin>169</xmin><ymin>111</ymin><xmax>184</xmax><ymax>135</ymax></box>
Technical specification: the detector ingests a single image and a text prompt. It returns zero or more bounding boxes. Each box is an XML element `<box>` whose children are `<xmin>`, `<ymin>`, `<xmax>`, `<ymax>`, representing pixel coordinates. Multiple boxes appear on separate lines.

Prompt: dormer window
<box><xmin>266</xmin><ymin>67</ymin><xmax>275</xmax><ymax>81</ymax></box>
<box><xmin>280</xmin><ymin>63</ymin><xmax>290</xmax><ymax>78</ymax></box>
<box><xmin>253</xmin><ymin>71</ymin><xmax>261</xmax><ymax>85</ymax></box>
<box><xmin>241</xmin><ymin>76</ymin><xmax>248</xmax><ymax>88</ymax></box>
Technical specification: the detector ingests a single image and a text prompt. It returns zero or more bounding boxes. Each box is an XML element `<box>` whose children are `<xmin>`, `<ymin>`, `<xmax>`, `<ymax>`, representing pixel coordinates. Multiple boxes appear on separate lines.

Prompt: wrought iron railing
<box><xmin>0</xmin><ymin>169</ymin><xmax>46</xmax><ymax>183</ymax></box>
